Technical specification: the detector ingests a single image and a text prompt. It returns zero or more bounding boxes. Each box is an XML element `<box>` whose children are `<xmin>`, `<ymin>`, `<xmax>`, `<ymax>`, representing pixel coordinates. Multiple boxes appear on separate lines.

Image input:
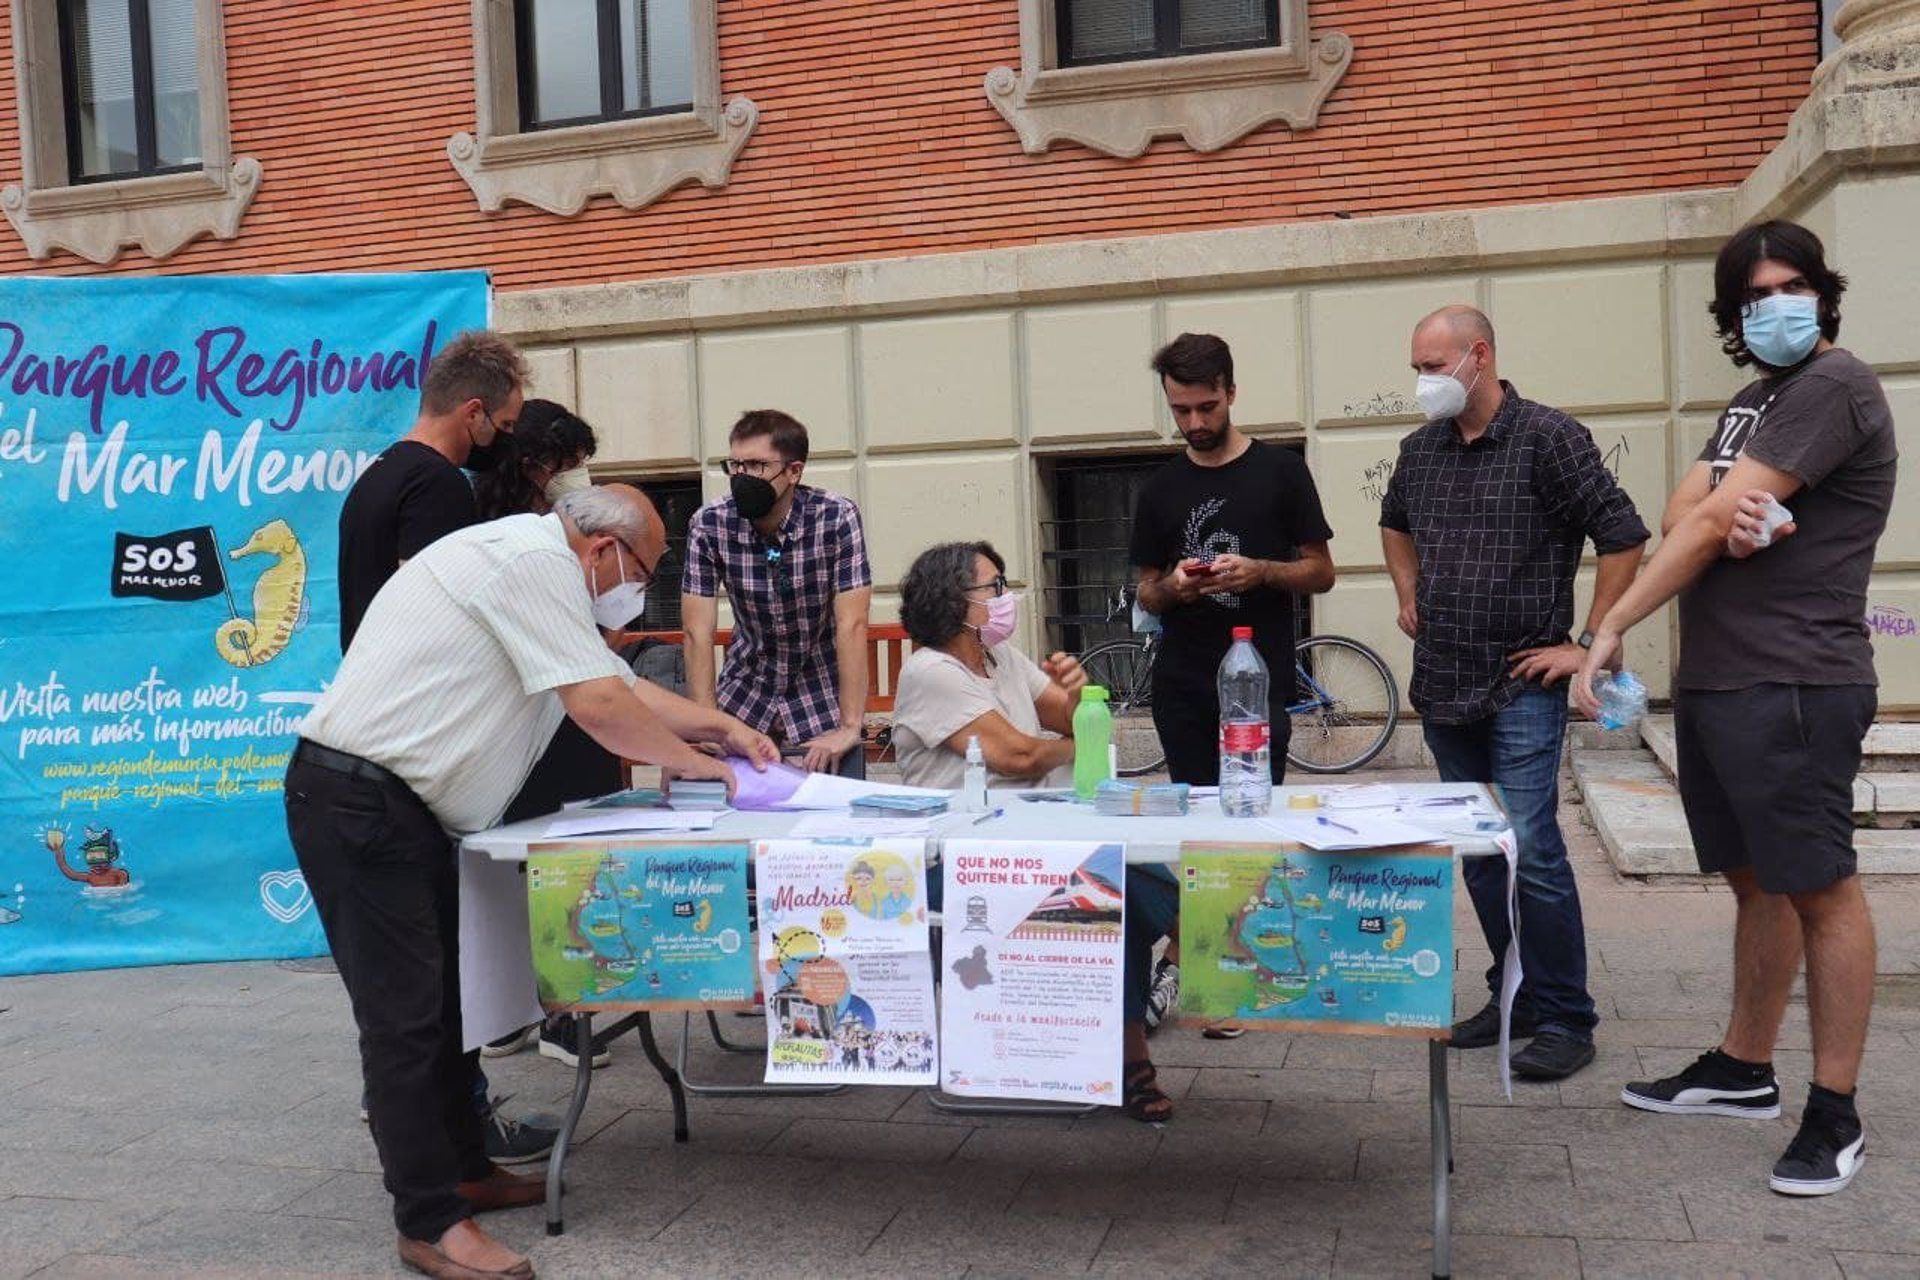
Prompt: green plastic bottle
<box><xmin>1073</xmin><ymin>685</ymin><xmax>1113</xmax><ymax>801</ymax></box>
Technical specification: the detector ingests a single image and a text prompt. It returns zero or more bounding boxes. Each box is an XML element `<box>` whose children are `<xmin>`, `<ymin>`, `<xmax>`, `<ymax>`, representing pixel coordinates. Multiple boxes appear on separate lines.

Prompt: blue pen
<box><xmin>970</xmin><ymin>807</ymin><xmax>1005</xmax><ymax>826</ymax></box>
<box><xmin>1317</xmin><ymin>814</ymin><xmax>1360</xmax><ymax>835</ymax></box>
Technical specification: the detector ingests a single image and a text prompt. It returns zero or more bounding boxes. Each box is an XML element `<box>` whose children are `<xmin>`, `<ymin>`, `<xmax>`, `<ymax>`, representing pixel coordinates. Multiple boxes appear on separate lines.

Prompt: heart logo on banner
<box><xmin>259</xmin><ymin>870</ymin><xmax>312</xmax><ymax>924</ymax></box>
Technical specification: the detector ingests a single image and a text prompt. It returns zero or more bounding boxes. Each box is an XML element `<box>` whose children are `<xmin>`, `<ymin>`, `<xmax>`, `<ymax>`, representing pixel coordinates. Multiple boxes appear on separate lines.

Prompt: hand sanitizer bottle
<box><xmin>962</xmin><ymin>735</ymin><xmax>989</xmax><ymax>812</ymax></box>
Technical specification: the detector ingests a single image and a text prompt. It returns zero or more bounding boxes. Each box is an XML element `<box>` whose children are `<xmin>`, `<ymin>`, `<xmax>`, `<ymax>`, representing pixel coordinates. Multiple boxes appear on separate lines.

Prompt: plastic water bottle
<box><xmin>1217</xmin><ymin>626</ymin><xmax>1272</xmax><ymax>817</ymax></box>
<box><xmin>1073</xmin><ymin>686</ymin><xmax>1114</xmax><ymax>801</ymax></box>
<box><xmin>1594</xmin><ymin>670</ymin><xmax>1649</xmax><ymax>732</ymax></box>
<box><xmin>961</xmin><ymin>735</ymin><xmax>989</xmax><ymax>812</ymax></box>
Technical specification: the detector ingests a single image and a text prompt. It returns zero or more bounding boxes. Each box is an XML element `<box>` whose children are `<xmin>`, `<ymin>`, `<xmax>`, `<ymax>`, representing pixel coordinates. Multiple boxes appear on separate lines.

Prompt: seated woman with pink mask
<box><xmin>890</xmin><ymin>541</ymin><xmax>1084</xmax><ymax>790</ymax></box>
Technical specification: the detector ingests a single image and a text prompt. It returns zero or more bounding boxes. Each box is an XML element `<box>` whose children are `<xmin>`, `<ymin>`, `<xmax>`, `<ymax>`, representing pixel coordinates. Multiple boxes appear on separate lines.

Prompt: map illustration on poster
<box><xmin>527</xmin><ymin>842</ymin><xmax>753</xmax><ymax>1010</ymax></box>
<box><xmin>0</xmin><ymin>273</ymin><xmax>490</xmax><ymax>975</ymax></box>
<box><xmin>1178</xmin><ymin>842</ymin><xmax>1454</xmax><ymax>1036</ymax></box>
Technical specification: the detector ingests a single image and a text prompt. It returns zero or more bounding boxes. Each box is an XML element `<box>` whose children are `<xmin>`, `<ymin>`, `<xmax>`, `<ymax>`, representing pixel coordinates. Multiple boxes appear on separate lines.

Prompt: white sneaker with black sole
<box><xmin>1621</xmin><ymin>1048</ymin><xmax>1781</xmax><ymax>1119</ymax></box>
<box><xmin>1770</xmin><ymin>1105</ymin><xmax>1865</xmax><ymax>1196</ymax></box>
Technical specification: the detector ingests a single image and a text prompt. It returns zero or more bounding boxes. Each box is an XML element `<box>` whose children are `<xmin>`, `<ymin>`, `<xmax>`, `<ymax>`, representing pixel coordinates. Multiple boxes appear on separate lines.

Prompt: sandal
<box><xmin>1123</xmin><ymin>1059</ymin><xmax>1174</xmax><ymax>1123</ymax></box>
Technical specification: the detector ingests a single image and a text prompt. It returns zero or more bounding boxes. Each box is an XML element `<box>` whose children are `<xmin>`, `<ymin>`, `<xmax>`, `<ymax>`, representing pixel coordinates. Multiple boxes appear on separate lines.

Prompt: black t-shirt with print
<box><xmin>1678</xmin><ymin>348</ymin><xmax>1897</xmax><ymax>690</ymax></box>
<box><xmin>336</xmin><ymin>441</ymin><xmax>476</xmax><ymax>650</ymax></box>
<box><xmin>1129</xmin><ymin>439</ymin><xmax>1334</xmax><ymax>696</ymax></box>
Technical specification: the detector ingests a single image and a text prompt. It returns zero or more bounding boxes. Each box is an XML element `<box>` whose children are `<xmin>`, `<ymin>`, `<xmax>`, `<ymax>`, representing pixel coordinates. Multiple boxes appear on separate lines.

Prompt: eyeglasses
<box><xmin>613</xmin><ymin>540</ymin><xmax>659</xmax><ymax>588</ymax></box>
<box><xmin>718</xmin><ymin>458</ymin><xmax>790</xmax><ymax>478</ymax></box>
<box><xmin>965</xmin><ymin>573</ymin><xmax>1008</xmax><ymax>598</ymax></box>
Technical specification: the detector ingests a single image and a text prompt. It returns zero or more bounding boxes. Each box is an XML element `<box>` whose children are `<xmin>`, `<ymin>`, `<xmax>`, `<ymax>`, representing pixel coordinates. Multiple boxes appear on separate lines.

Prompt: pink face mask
<box><xmin>974</xmin><ymin>591</ymin><xmax>1020</xmax><ymax>647</ymax></box>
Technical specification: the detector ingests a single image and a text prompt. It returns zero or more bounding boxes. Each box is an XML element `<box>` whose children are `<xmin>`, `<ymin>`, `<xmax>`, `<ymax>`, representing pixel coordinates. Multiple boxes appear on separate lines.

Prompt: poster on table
<box><xmin>526</xmin><ymin>841</ymin><xmax>754</xmax><ymax>1010</ymax></box>
<box><xmin>755</xmin><ymin>839</ymin><xmax>937</xmax><ymax>1086</ymax></box>
<box><xmin>939</xmin><ymin>839</ymin><xmax>1126</xmax><ymax>1105</ymax></box>
<box><xmin>0</xmin><ymin>273</ymin><xmax>490</xmax><ymax>974</ymax></box>
<box><xmin>1178</xmin><ymin>842</ymin><xmax>1454</xmax><ymax>1036</ymax></box>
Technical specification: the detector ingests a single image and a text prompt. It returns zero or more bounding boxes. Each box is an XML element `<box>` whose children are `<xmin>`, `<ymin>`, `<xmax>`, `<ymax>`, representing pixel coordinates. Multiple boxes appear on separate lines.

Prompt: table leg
<box><xmin>546</xmin><ymin>1012</ymin><xmax>596</xmax><ymax>1237</ymax></box>
<box><xmin>1429</xmin><ymin>1037</ymin><xmax>1453</xmax><ymax>1279</ymax></box>
<box><xmin>635</xmin><ymin>1013</ymin><xmax>690</xmax><ymax>1143</ymax></box>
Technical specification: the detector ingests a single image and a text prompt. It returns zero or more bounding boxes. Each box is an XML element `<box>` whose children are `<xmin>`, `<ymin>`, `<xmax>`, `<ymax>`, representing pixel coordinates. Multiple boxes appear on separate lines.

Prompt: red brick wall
<box><xmin>0</xmin><ymin>0</ymin><xmax>1820</xmax><ymax>288</ymax></box>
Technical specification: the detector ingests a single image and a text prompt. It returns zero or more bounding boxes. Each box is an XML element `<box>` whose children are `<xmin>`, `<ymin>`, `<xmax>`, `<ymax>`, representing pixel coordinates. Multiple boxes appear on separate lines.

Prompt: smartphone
<box><xmin>1187</xmin><ymin>560</ymin><xmax>1216</xmax><ymax>577</ymax></box>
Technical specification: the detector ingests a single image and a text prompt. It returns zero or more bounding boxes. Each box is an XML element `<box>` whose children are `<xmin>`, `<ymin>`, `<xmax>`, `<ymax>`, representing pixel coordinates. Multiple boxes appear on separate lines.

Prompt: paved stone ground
<box><xmin>3</xmin><ymin>766</ymin><xmax>1918</xmax><ymax>1279</ymax></box>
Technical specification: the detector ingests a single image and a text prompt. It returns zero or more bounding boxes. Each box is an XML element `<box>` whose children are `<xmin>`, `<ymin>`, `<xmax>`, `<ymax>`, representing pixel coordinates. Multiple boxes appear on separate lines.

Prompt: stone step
<box><xmin>1637</xmin><ymin>716</ymin><xmax>1918</xmax><ymax>822</ymax></box>
<box><xmin>1570</xmin><ymin>742</ymin><xmax>1920</xmax><ymax>878</ymax></box>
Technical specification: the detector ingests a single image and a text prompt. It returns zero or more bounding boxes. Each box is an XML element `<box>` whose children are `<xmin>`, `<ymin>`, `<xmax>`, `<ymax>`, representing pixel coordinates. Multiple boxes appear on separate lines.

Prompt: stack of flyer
<box><xmin>1093</xmin><ymin>780</ymin><xmax>1190</xmax><ymax>816</ymax></box>
<box><xmin>665</xmin><ymin>780</ymin><xmax>729</xmax><ymax>810</ymax></box>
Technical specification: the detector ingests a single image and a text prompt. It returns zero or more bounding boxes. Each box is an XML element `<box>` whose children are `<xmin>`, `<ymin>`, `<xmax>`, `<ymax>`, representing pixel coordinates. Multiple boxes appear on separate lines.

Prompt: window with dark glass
<box><xmin>58</xmin><ymin>0</ymin><xmax>201</xmax><ymax>182</ymax></box>
<box><xmin>1057</xmin><ymin>0</ymin><xmax>1279</xmax><ymax>67</ymax></box>
<box><xmin>628</xmin><ymin>474</ymin><xmax>702</xmax><ymax>632</ymax></box>
<box><xmin>515</xmin><ymin>0</ymin><xmax>695</xmax><ymax>131</ymax></box>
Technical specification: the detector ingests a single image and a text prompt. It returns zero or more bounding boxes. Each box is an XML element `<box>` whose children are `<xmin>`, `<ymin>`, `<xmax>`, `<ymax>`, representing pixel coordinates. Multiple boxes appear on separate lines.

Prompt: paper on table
<box><xmin>726</xmin><ymin>759</ymin><xmax>809</xmax><ymax>810</ymax></box>
<box><xmin>541</xmin><ymin>809</ymin><xmax>720</xmax><ymax>838</ymax></box>
<box><xmin>1320</xmin><ymin>783</ymin><xmax>1399</xmax><ymax>810</ymax></box>
<box><xmin>1260</xmin><ymin>812</ymin><xmax>1445</xmax><ymax>851</ymax></box>
<box><xmin>775</xmin><ymin>772</ymin><xmax>950</xmax><ymax>811</ymax></box>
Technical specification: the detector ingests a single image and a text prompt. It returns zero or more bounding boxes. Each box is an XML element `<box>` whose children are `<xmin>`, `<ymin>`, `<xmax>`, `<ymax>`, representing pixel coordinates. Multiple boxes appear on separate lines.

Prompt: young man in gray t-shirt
<box><xmin>1575</xmin><ymin>220</ymin><xmax>1897</xmax><ymax>1199</ymax></box>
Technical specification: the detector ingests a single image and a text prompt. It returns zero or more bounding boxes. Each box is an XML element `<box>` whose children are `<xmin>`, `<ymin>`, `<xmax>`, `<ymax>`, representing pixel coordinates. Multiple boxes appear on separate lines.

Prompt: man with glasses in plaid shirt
<box><xmin>682</xmin><ymin>410</ymin><xmax>874</xmax><ymax>777</ymax></box>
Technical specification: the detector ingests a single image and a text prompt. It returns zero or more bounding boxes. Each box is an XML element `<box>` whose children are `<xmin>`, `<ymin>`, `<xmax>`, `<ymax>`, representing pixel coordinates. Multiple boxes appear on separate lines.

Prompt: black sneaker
<box><xmin>1449</xmin><ymin>1000</ymin><xmax>1538</xmax><ymax>1050</ymax></box>
<box><xmin>538</xmin><ymin>1019</ymin><xmax>611</xmax><ymax>1069</ymax></box>
<box><xmin>1770</xmin><ymin>1102</ymin><xmax>1864</xmax><ymax>1196</ymax></box>
<box><xmin>1621</xmin><ymin>1049</ymin><xmax>1781</xmax><ymax>1119</ymax></box>
<box><xmin>1510</xmin><ymin>1028</ymin><xmax>1596</xmax><ymax>1081</ymax></box>
<box><xmin>483</xmin><ymin>1095</ymin><xmax>559</xmax><ymax>1166</ymax></box>
<box><xmin>1145</xmin><ymin>959</ymin><xmax>1179</xmax><ymax>1034</ymax></box>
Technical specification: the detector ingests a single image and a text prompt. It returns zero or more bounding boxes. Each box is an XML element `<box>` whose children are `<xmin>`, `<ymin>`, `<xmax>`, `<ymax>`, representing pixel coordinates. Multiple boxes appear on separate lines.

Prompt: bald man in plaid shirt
<box><xmin>682</xmin><ymin>409</ymin><xmax>874</xmax><ymax>777</ymax></box>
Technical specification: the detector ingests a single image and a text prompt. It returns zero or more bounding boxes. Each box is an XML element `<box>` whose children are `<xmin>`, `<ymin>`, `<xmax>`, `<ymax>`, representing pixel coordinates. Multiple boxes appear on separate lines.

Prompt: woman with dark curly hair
<box><xmin>890</xmin><ymin>540</ymin><xmax>1179</xmax><ymax>1123</ymax></box>
<box><xmin>471</xmin><ymin>398</ymin><xmax>597</xmax><ymax>521</ymax></box>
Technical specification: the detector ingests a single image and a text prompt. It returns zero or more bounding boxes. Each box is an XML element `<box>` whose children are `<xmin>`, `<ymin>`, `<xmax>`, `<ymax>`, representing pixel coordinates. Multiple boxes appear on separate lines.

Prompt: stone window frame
<box><xmin>2</xmin><ymin>0</ymin><xmax>260</xmax><ymax>265</ymax></box>
<box><xmin>985</xmin><ymin>0</ymin><xmax>1352</xmax><ymax>158</ymax></box>
<box><xmin>448</xmin><ymin>0</ymin><xmax>758</xmax><ymax>217</ymax></box>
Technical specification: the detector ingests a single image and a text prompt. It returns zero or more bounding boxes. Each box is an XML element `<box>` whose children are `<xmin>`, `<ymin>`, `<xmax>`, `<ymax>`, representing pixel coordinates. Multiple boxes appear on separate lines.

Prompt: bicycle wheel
<box><xmin>1287</xmin><ymin>635</ymin><xmax>1400</xmax><ymax>774</ymax></box>
<box><xmin>1078</xmin><ymin>639</ymin><xmax>1165</xmax><ymax>777</ymax></box>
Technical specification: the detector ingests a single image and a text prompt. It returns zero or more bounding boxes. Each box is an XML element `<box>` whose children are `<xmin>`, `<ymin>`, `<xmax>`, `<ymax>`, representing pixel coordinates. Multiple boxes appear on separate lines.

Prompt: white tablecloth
<box><xmin>458</xmin><ymin>783</ymin><xmax>1519</xmax><ymax>1079</ymax></box>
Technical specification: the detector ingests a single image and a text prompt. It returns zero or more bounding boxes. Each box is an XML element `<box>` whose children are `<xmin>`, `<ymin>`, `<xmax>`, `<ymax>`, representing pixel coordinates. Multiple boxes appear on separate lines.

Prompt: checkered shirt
<box><xmin>682</xmin><ymin>485</ymin><xmax>872</xmax><ymax>742</ymax></box>
<box><xmin>1379</xmin><ymin>382</ymin><xmax>1649</xmax><ymax>725</ymax></box>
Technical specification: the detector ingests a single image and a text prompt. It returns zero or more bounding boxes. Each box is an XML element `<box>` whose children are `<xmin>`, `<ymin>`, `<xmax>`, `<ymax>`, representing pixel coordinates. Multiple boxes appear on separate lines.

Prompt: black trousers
<box><xmin>1152</xmin><ymin>686</ymin><xmax>1291</xmax><ymax>787</ymax></box>
<box><xmin>285</xmin><ymin>744</ymin><xmax>489</xmax><ymax>1242</ymax></box>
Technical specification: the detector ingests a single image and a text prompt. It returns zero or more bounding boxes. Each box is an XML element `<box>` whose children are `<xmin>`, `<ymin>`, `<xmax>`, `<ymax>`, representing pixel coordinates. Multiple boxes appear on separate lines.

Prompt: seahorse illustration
<box><xmin>216</xmin><ymin>518</ymin><xmax>308</xmax><ymax>668</ymax></box>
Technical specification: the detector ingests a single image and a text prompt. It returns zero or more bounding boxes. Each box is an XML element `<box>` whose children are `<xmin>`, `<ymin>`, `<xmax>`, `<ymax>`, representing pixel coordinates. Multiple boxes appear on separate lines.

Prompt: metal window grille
<box><xmin>1057</xmin><ymin>0</ymin><xmax>1280</xmax><ymax>67</ymax></box>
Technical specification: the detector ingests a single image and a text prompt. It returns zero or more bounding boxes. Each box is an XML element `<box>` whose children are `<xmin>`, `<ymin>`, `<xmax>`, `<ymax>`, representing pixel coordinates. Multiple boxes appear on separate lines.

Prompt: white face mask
<box><xmin>1414</xmin><ymin>350</ymin><xmax>1481</xmax><ymax>422</ymax></box>
<box><xmin>589</xmin><ymin>545</ymin><xmax>648</xmax><ymax>631</ymax></box>
<box><xmin>543</xmin><ymin>465</ymin><xmax>592</xmax><ymax>504</ymax></box>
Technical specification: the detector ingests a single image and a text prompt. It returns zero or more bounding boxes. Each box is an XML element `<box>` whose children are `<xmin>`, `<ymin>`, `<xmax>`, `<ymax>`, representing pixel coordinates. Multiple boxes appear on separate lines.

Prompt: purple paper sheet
<box><xmin>725</xmin><ymin>758</ymin><xmax>807</xmax><ymax>810</ymax></box>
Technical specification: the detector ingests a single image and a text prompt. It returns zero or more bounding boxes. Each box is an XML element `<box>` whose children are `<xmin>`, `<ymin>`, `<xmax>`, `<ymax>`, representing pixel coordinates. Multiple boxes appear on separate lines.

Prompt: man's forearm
<box><xmin>1585</xmin><ymin>544</ymin><xmax>1646</xmax><ymax>633</ymax></box>
<box><xmin>682</xmin><ymin>633</ymin><xmax>717</xmax><ymax>708</ymax></box>
<box><xmin>1137</xmin><ymin>574</ymin><xmax>1174</xmax><ymax>615</ymax></box>
<box><xmin>1600</xmin><ymin>517</ymin><xmax>1723</xmax><ymax>637</ymax></box>
<box><xmin>1381</xmin><ymin>531</ymin><xmax>1419</xmax><ymax>606</ymax></box>
<box><xmin>1260</xmin><ymin>558</ymin><xmax>1333</xmax><ymax>595</ymax></box>
<box><xmin>630</xmin><ymin>677</ymin><xmax>738</xmax><ymax>744</ymax></box>
<box><xmin>835</xmin><ymin>620</ymin><xmax>869</xmax><ymax>733</ymax></box>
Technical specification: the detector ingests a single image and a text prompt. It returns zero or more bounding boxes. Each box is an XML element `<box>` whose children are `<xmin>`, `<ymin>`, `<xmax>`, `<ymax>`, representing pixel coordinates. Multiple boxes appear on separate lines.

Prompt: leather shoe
<box><xmin>457</xmin><ymin>1164</ymin><xmax>546</xmax><ymax>1213</ymax></box>
<box><xmin>1510</xmin><ymin>1028</ymin><xmax>1597</xmax><ymax>1081</ymax></box>
<box><xmin>1449</xmin><ymin>999</ymin><xmax>1537</xmax><ymax>1049</ymax></box>
<box><xmin>397</xmin><ymin>1229</ymin><xmax>534</xmax><ymax>1279</ymax></box>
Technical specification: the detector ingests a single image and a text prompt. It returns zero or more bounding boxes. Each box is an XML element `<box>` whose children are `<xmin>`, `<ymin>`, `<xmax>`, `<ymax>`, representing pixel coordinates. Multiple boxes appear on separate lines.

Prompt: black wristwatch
<box><xmin>1576</xmin><ymin>629</ymin><xmax>1595</xmax><ymax>649</ymax></box>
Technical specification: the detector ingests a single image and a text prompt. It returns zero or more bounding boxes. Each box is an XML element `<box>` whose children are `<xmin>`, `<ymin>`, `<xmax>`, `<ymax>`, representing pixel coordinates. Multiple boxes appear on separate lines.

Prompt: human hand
<box><xmin>1507</xmin><ymin>641</ymin><xmax>1586</xmax><ymax>688</ymax></box>
<box><xmin>1197</xmin><ymin>553</ymin><xmax>1264</xmax><ymax>595</ymax></box>
<box><xmin>1167</xmin><ymin>561</ymin><xmax>1210</xmax><ymax>604</ymax></box>
<box><xmin>1041</xmin><ymin>652</ymin><xmax>1087</xmax><ymax>696</ymax></box>
<box><xmin>801</xmin><ymin>725</ymin><xmax>863</xmax><ymax>773</ymax></box>
<box><xmin>720</xmin><ymin>720</ymin><xmax>778</xmax><ymax>770</ymax></box>
<box><xmin>1396</xmin><ymin>599</ymin><xmax>1418</xmax><ymax>639</ymax></box>
<box><xmin>1726</xmin><ymin>489</ymin><xmax>1795</xmax><ymax>560</ymax></box>
<box><xmin>665</xmin><ymin>753</ymin><xmax>738</xmax><ymax>800</ymax></box>
<box><xmin>1571</xmin><ymin>629</ymin><xmax>1625</xmax><ymax>719</ymax></box>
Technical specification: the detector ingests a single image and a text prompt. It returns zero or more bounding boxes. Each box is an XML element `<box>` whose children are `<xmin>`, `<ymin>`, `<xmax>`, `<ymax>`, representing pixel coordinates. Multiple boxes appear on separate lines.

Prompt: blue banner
<box><xmin>0</xmin><ymin>273</ymin><xmax>490</xmax><ymax>974</ymax></box>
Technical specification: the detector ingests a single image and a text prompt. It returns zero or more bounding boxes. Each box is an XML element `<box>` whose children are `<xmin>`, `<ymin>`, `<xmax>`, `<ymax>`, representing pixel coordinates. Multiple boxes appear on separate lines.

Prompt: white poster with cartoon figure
<box><xmin>757</xmin><ymin>839</ymin><xmax>937</xmax><ymax>1086</ymax></box>
<box><xmin>940</xmin><ymin>839</ymin><xmax>1126</xmax><ymax>1105</ymax></box>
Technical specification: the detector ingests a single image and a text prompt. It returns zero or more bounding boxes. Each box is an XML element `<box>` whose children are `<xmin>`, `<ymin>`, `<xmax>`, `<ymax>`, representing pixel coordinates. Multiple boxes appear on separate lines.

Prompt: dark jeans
<box><xmin>1421</xmin><ymin>686</ymin><xmax>1597</xmax><ymax>1039</ymax></box>
<box><xmin>285</xmin><ymin>746</ymin><xmax>490</xmax><ymax>1242</ymax></box>
<box><xmin>1123</xmin><ymin>867</ymin><xmax>1181</xmax><ymax>1026</ymax></box>
<box><xmin>1153</xmin><ymin>687</ymin><xmax>1292</xmax><ymax>787</ymax></box>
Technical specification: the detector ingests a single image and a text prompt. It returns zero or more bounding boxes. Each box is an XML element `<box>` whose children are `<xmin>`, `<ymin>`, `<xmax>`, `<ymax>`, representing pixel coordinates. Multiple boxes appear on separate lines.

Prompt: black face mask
<box><xmin>731</xmin><ymin>472</ymin><xmax>781</xmax><ymax>520</ymax></box>
<box><xmin>465</xmin><ymin>437</ymin><xmax>508</xmax><ymax>473</ymax></box>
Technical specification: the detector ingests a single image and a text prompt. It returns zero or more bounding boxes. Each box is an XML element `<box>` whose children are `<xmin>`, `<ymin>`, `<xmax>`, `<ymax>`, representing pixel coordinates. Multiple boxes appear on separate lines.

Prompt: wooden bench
<box><xmin>614</xmin><ymin>622</ymin><xmax>916</xmax><ymax>760</ymax></box>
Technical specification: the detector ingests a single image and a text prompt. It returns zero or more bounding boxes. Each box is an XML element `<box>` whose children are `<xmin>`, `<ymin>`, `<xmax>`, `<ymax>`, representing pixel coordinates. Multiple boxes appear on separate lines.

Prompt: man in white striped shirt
<box><xmin>289</xmin><ymin>485</ymin><xmax>774</xmax><ymax>1280</ymax></box>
